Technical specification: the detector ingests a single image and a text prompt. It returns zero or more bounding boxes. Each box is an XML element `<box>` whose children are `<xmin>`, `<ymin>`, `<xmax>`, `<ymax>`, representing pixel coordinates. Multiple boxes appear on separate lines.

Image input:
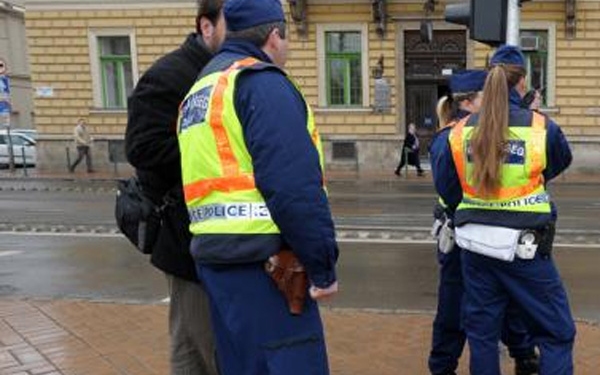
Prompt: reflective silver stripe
<box><xmin>462</xmin><ymin>192</ymin><xmax>550</xmax><ymax>209</ymax></box>
<box><xmin>188</xmin><ymin>203</ymin><xmax>272</xmax><ymax>223</ymax></box>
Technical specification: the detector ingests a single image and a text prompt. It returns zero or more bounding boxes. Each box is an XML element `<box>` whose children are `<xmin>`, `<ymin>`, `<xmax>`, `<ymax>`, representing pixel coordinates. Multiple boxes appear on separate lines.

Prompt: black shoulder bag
<box><xmin>115</xmin><ymin>177</ymin><xmax>162</xmax><ymax>254</ymax></box>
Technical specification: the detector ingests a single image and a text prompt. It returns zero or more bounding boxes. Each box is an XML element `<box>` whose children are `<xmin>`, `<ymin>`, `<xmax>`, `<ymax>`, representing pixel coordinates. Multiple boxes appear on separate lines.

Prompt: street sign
<box><xmin>0</xmin><ymin>100</ymin><xmax>10</xmax><ymax>116</ymax></box>
<box><xmin>0</xmin><ymin>75</ymin><xmax>9</xmax><ymax>96</ymax></box>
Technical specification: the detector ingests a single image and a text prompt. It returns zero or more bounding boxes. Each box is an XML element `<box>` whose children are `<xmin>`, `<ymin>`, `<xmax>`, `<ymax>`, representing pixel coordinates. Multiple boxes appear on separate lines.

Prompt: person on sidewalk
<box><xmin>177</xmin><ymin>0</ymin><xmax>339</xmax><ymax>373</ymax></box>
<box><xmin>429</xmin><ymin>70</ymin><xmax>539</xmax><ymax>375</ymax></box>
<box><xmin>394</xmin><ymin>122</ymin><xmax>425</xmax><ymax>177</ymax></box>
<box><xmin>125</xmin><ymin>1</ymin><xmax>225</xmax><ymax>374</ymax></box>
<box><xmin>430</xmin><ymin>45</ymin><xmax>576</xmax><ymax>375</ymax></box>
<box><xmin>69</xmin><ymin>118</ymin><xmax>94</xmax><ymax>173</ymax></box>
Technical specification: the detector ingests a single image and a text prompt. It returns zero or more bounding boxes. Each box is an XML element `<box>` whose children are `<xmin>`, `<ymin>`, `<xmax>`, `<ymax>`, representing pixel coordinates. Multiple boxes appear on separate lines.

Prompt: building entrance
<box><xmin>404</xmin><ymin>30</ymin><xmax>466</xmax><ymax>155</ymax></box>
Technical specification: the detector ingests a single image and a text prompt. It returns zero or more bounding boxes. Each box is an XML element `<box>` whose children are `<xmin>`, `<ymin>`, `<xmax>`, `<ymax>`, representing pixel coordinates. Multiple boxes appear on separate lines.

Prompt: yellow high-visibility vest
<box><xmin>177</xmin><ymin>57</ymin><xmax>324</xmax><ymax>235</ymax></box>
<box><xmin>448</xmin><ymin>112</ymin><xmax>551</xmax><ymax>214</ymax></box>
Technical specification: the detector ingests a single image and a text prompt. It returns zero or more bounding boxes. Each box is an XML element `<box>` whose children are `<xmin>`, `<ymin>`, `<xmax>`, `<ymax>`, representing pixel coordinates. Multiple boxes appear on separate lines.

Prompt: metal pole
<box><xmin>21</xmin><ymin>146</ymin><xmax>28</xmax><ymax>177</ymax></box>
<box><xmin>506</xmin><ymin>0</ymin><xmax>521</xmax><ymax>46</ymax></box>
<box><xmin>6</xmin><ymin>116</ymin><xmax>15</xmax><ymax>172</ymax></box>
<box><xmin>65</xmin><ymin>146</ymin><xmax>71</xmax><ymax>171</ymax></box>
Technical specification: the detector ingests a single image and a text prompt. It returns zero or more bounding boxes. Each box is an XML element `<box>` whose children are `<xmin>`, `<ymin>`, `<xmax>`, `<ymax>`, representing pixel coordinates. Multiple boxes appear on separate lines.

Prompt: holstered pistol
<box><xmin>265</xmin><ymin>249</ymin><xmax>308</xmax><ymax>315</ymax></box>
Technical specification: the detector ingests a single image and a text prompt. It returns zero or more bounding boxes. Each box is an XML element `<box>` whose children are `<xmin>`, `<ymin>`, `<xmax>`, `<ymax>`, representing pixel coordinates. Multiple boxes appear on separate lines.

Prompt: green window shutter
<box><xmin>325</xmin><ymin>31</ymin><xmax>362</xmax><ymax>107</ymax></box>
<box><xmin>98</xmin><ymin>36</ymin><xmax>133</xmax><ymax>109</ymax></box>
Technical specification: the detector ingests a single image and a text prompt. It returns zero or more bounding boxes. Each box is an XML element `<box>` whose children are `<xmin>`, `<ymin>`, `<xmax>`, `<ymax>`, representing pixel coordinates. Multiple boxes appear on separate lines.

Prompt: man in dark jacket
<box><xmin>125</xmin><ymin>1</ymin><xmax>225</xmax><ymax>374</ymax></box>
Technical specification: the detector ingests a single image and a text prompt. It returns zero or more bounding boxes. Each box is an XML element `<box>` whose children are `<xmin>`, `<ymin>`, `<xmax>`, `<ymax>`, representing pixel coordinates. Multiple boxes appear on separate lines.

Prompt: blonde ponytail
<box><xmin>436</xmin><ymin>96</ymin><xmax>453</xmax><ymax>130</ymax></box>
<box><xmin>470</xmin><ymin>64</ymin><xmax>525</xmax><ymax>197</ymax></box>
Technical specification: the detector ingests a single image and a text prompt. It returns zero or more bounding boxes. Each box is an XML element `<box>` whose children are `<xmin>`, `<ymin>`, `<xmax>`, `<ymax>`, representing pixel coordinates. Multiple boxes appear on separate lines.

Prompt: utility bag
<box><xmin>115</xmin><ymin>177</ymin><xmax>162</xmax><ymax>254</ymax></box>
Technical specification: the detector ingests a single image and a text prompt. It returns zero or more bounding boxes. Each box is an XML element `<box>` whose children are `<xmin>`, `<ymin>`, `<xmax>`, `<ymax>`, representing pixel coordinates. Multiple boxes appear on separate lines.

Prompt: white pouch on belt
<box><xmin>438</xmin><ymin>220</ymin><xmax>456</xmax><ymax>254</ymax></box>
<box><xmin>455</xmin><ymin>223</ymin><xmax>520</xmax><ymax>262</ymax></box>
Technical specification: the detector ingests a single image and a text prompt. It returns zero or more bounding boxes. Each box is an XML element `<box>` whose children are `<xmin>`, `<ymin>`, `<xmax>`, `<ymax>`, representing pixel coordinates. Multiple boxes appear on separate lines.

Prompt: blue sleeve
<box><xmin>429</xmin><ymin>128</ymin><xmax>462</xmax><ymax>210</ymax></box>
<box><xmin>235</xmin><ymin>70</ymin><xmax>338</xmax><ymax>288</ymax></box>
<box><xmin>543</xmin><ymin>118</ymin><xmax>572</xmax><ymax>182</ymax></box>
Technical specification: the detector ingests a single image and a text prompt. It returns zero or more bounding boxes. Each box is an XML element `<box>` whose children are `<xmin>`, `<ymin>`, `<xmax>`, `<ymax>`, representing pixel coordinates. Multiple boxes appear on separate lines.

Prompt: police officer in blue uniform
<box><xmin>177</xmin><ymin>0</ymin><xmax>338</xmax><ymax>374</ymax></box>
<box><xmin>429</xmin><ymin>70</ymin><xmax>538</xmax><ymax>375</ymax></box>
<box><xmin>430</xmin><ymin>46</ymin><xmax>576</xmax><ymax>375</ymax></box>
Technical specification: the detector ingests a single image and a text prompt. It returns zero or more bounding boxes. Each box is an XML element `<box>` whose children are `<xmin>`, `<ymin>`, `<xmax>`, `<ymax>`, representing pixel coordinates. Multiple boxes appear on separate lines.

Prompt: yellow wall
<box><xmin>26</xmin><ymin>7</ymin><xmax>196</xmax><ymax>136</ymax></box>
<box><xmin>25</xmin><ymin>1</ymin><xmax>600</xmax><ymax>141</ymax></box>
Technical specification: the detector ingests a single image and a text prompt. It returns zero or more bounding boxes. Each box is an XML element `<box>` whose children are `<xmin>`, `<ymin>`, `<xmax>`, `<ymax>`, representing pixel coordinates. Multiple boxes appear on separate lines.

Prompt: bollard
<box><xmin>21</xmin><ymin>146</ymin><xmax>28</xmax><ymax>177</ymax></box>
<box><xmin>65</xmin><ymin>146</ymin><xmax>71</xmax><ymax>171</ymax></box>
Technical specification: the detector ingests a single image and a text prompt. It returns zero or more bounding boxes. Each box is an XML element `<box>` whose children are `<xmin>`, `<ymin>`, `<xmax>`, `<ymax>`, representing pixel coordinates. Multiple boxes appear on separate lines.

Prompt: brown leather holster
<box><xmin>265</xmin><ymin>249</ymin><xmax>308</xmax><ymax>315</ymax></box>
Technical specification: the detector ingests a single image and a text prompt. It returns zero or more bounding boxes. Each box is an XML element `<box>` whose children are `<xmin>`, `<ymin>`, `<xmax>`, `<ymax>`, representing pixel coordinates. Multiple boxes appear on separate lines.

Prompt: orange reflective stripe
<box><xmin>184</xmin><ymin>174</ymin><xmax>256</xmax><ymax>202</ymax></box>
<box><xmin>529</xmin><ymin>112</ymin><xmax>545</xmax><ymax>183</ymax></box>
<box><xmin>311</xmin><ymin>127</ymin><xmax>319</xmax><ymax>146</ymax></box>
<box><xmin>450</xmin><ymin>116</ymin><xmax>471</xmax><ymax>194</ymax></box>
<box><xmin>209</xmin><ymin>57</ymin><xmax>261</xmax><ymax>176</ymax></box>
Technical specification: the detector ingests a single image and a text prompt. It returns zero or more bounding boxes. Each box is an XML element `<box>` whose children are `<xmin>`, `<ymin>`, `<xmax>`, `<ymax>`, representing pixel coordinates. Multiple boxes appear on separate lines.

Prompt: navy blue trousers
<box><xmin>197</xmin><ymin>262</ymin><xmax>329</xmax><ymax>375</ymax></box>
<box><xmin>462</xmin><ymin>250</ymin><xmax>576</xmax><ymax>375</ymax></box>
<box><xmin>429</xmin><ymin>247</ymin><xmax>536</xmax><ymax>375</ymax></box>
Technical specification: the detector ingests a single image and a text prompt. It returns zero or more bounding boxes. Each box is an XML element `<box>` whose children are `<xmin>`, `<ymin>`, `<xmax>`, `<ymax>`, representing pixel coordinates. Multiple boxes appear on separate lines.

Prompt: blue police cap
<box><xmin>225</xmin><ymin>0</ymin><xmax>286</xmax><ymax>32</ymax></box>
<box><xmin>449</xmin><ymin>70</ymin><xmax>487</xmax><ymax>94</ymax></box>
<box><xmin>490</xmin><ymin>45</ymin><xmax>526</xmax><ymax>68</ymax></box>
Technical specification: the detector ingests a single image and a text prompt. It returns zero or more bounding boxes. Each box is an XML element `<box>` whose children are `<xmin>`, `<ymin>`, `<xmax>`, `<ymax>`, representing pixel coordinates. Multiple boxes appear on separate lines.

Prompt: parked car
<box><xmin>12</xmin><ymin>129</ymin><xmax>38</xmax><ymax>141</ymax></box>
<box><xmin>0</xmin><ymin>130</ymin><xmax>37</xmax><ymax>167</ymax></box>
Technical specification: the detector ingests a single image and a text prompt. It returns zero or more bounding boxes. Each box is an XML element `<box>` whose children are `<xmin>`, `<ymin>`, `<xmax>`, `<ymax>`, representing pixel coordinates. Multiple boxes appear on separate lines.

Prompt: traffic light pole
<box><xmin>506</xmin><ymin>0</ymin><xmax>520</xmax><ymax>46</ymax></box>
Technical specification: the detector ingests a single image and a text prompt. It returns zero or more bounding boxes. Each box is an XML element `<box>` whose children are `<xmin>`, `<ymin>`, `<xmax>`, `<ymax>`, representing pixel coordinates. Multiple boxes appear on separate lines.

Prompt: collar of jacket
<box><xmin>181</xmin><ymin>33</ymin><xmax>213</xmax><ymax>64</ymax></box>
<box><xmin>217</xmin><ymin>39</ymin><xmax>274</xmax><ymax>65</ymax></box>
<box><xmin>509</xmin><ymin>88</ymin><xmax>524</xmax><ymax>110</ymax></box>
<box><xmin>455</xmin><ymin>109</ymin><xmax>471</xmax><ymax>121</ymax></box>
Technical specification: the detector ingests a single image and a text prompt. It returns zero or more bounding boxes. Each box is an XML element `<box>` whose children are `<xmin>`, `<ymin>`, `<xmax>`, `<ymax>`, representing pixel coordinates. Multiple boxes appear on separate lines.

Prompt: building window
<box><xmin>326</xmin><ymin>31</ymin><xmax>362</xmax><ymax>106</ymax></box>
<box><xmin>519</xmin><ymin>22</ymin><xmax>556</xmax><ymax>108</ymax></box>
<box><xmin>317</xmin><ymin>24</ymin><xmax>369</xmax><ymax>108</ymax></box>
<box><xmin>521</xmin><ymin>30</ymin><xmax>548</xmax><ymax>106</ymax></box>
<box><xmin>88</xmin><ymin>29</ymin><xmax>138</xmax><ymax>110</ymax></box>
<box><xmin>98</xmin><ymin>36</ymin><xmax>133</xmax><ymax>108</ymax></box>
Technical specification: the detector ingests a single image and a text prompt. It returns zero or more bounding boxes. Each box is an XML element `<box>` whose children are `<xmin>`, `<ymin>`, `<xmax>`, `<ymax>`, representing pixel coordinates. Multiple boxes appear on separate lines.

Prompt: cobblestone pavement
<box><xmin>1</xmin><ymin>299</ymin><xmax>600</xmax><ymax>375</ymax></box>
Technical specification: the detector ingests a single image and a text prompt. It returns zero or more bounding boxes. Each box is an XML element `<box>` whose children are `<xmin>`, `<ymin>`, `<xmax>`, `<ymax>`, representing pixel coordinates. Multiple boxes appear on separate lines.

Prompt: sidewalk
<box><xmin>1</xmin><ymin>299</ymin><xmax>599</xmax><ymax>375</ymax></box>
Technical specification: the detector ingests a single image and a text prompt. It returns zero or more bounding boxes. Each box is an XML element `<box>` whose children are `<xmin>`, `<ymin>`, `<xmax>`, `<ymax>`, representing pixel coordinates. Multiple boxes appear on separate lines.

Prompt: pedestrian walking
<box><xmin>69</xmin><ymin>118</ymin><xmax>94</xmax><ymax>173</ymax></box>
<box><xmin>429</xmin><ymin>70</ymin><xmax>538</xmax><ymax>375</ymax></box>
<box><xmin>177</xmin><ymin>0</ymin><xmax>339</xmax><ymax>373</ymax></box>
<box><xmin>125</xmin><ymin>1</ymin><xmax>226</xmax><ymax>374</ymax></box>
<box><xmin>430</xmin><ymin>45</ymin><xmax>576</xmax><ymax>375</ymax></box>
<box><xmin>394</xmin><ymin>122</ymin><xmax>425</xmax><ymax>176</ymax></box>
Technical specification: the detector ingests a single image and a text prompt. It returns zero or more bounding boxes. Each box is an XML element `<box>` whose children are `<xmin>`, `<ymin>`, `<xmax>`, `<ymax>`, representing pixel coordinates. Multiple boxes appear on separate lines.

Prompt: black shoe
<box><xmin>515</xmin><ymin>355</ymin><xmax>539</xmax><ymax>375</ymax></box>
<box><xmin>394</xmin><ymin>170</ymin><xmax>401</xmax><ymax>176</ymax></box>
<box><xmin>417</xmin><ymin>170</ymin><xmax>426</xmax><ymax>177</ymax></box>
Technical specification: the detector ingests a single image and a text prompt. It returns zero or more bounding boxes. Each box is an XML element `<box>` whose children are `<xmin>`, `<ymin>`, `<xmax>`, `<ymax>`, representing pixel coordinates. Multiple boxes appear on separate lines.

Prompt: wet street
<box><xmin>0</xmin><ymin>178</ymin><xmax>599</xmax><ymax>321</ymax></box>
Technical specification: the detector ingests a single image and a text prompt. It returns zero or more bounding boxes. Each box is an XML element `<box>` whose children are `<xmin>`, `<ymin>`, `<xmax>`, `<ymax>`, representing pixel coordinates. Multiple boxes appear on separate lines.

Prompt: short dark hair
<box><xmin>226</xmin><ymin>21</ymin><xmax>286</xmax><ymax>47</ymax></box>
<box><xmin>197</xmin><ymin>0</ymin><xmax>223</xmax><ymax>25</ymax></box>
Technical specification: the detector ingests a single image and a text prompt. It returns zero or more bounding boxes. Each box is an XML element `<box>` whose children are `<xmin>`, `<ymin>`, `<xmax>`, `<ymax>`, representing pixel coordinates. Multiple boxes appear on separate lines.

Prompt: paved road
<box><xmin>0</xmin><ymin>179</ymin><xmax>598</xmax><ymax>321</ymax></box>
<box><xmin>0</xmin><ymin>180</ymin><xmax>598</xmax><ymax>242</ymax></box>
<box><xmin>1</xmin><ymin>234</ymin><xmax>598</xmax><ymax>322</ymax></box>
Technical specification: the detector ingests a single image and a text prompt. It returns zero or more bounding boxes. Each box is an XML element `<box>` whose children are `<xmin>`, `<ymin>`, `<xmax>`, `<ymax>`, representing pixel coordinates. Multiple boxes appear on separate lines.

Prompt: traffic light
<box><xmin>445</xmin><ymin>0</ymin><xmax>508</xmax><ymax>46</ymax></box>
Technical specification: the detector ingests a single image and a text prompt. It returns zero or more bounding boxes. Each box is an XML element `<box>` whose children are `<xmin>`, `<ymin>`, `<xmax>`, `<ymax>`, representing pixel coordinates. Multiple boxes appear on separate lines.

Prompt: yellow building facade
<box><xmin>24</xmin><ymin>0</ymin><xmax>600</xmax><ymax>172</ymax></box>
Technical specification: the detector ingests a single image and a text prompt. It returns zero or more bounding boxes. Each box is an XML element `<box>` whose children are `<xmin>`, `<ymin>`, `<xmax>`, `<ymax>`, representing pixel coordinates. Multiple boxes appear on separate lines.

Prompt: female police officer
<box><xmin>430</xmin><ymin>45</ymin><xmax>576</xmax><ymax>375</ymax></box>
<box><xmin>429</xmin><ymin>70</ymin><xmax>538</xmax><ymax>375</ymax></box>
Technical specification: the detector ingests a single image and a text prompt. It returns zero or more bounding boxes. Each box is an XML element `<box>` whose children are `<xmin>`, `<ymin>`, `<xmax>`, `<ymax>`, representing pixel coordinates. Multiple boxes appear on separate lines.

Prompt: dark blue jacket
<box><xmin>430</xmin><ymin>89</ymin><xmax>572</xmax><ymax>229</ymax></box>
<box><xmin>189</xmin><ymin>40</ymin><xmax>338</xmax><ymax>288</ymax></box>
<box><xmin>429</xmin><ymin>109</ymin><xmax>471</xmax><ymax>221</ymax></box>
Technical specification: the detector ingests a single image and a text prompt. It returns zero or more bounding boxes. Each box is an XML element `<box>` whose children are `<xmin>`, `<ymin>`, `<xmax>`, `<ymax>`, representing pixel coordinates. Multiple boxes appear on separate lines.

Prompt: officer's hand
<box><xmin>309</xmin><ymin>281</ymin><xmax>338</xmax><ymax>301</ymax></box>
